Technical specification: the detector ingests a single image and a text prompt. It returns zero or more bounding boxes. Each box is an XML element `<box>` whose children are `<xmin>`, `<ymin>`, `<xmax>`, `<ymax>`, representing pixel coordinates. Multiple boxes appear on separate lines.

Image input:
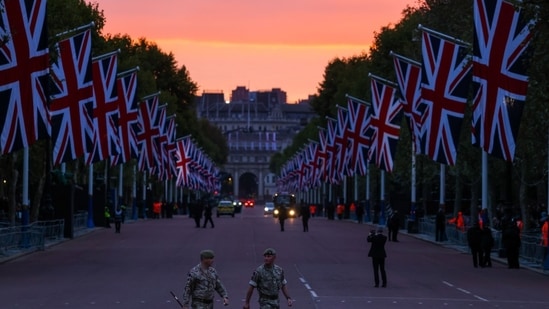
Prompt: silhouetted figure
<box><xmin>300</xmin><ymin>200</ymin><xmax>310</xmax><ymax>232</ymax></box>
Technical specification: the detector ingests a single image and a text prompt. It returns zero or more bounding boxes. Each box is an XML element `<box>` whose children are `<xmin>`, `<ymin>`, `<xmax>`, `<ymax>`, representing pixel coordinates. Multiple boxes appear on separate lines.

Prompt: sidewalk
<box><xmin>397</xmin><ymin>224</ymin><xmax>549</xmax><ymax>276</ymax></box>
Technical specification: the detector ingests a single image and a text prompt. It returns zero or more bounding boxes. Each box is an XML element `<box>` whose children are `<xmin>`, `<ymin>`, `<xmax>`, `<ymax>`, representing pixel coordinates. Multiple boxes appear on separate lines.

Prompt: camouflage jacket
<box><xmin>183</xmin><ymin>264</ymin><xmax>228</xmax><ymax>306</ymax></box>
<box><xmin>249</xmin><ymin>264</ymin><xmax>287</xmax><ymax>298</ymax></box>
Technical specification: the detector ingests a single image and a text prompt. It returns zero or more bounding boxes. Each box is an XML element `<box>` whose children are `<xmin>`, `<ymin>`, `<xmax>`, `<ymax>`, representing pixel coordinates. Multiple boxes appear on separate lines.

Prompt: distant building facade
<box><xmin>196</xmin><ymin>86</ymin><xmax>315</xmax><ymax>201</ymax></box>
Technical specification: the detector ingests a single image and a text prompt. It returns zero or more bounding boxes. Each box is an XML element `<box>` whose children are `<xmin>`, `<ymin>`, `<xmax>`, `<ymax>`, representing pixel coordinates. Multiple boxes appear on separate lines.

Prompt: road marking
<box><xmin>443</xmin><ymin>281</ymin><xmax>488</xmax><ymax>302</ymax></box>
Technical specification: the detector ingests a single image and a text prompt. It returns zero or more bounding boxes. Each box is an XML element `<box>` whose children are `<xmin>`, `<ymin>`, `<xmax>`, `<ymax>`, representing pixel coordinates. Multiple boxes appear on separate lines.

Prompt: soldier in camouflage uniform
<box><xmin>243</xmin><ymin>248</ymin><xmax>293</xmax><ymax>309</ymax></box>
<box><xmin>182</xmin><ymin>250</ymin><xmax>229</xmax><ymax>309</ymax></box>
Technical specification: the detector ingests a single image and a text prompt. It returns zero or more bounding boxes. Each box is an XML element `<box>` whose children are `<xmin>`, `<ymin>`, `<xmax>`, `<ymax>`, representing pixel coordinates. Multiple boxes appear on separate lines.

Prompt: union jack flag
<box><xmin>111</xmin><ymin>68</ymin><xmax>139</xmax><ymax>166</ymax></box>
<box><xmin>157</xmin><ymin>114</ymin><xmax>177</xmax><ymax>180</ymax></box>
<box><xmin>175</xmin><ymin>135</ymin><xmax>193</xmax><ymax>187</ymax></box>
<box><xmin>368</xmin><ymin>74</ymin><xmax>403</xmax><ymax>173</ymax></box>
<box><xmin>317</xmin><ymin>127</ymin><xmax>329</xmax><ymax>183</ymax></box>
<box><xmin>307</xmin><ymin>139</ymin><xmax>323</xmax><ymax>189</ymax></box>
<box><xmin>86</xmin><ymin>51</ymin><xmax>120</xmax><ymax>165</ymax></box>
<box><xmin>471</xmin><ymin>0</ymin><xmax>534</xmax><ymax>162</ymax></box>
<box><xmin>325</xmin><ymin>117</ymin><xmax>340</xmax><ymax>184</ymax></box>
<box><xmin>345</xmin><ymin>96</ymin><xmax>372</xmax><ymax>176</ymax></box>
<box><xmin>335</xmin><ymin>105</ymin><xmax>350</xmax><ymax>178</ymax></box>
<box><xmin>49</xmin><ymin>28</ymin><xmax>94</xmax><ymax>165</ymax></box>
<box><xmin>419</xmin><ymin>26</ymin><xmax>472</xmax><ymax>166</ymax></box>
<box><xmin>0</xmin><ymin>0</ymin><xmax>49</xmax><ymax>154</ymax></box>
<box><xmin>137</xmin><ymin>93</ymin><xmax>161</xmax><ymax>173</ymax></box>
<box><xmin>391</xmin><ymin>52</ymin><xmax>424</xmax><ymax>153</ymax></box>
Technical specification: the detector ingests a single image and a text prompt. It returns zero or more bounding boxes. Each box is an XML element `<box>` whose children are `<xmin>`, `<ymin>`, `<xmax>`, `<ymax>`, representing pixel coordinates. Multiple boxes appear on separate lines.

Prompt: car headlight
<box><xmin>233</xmin><ymin>202</ymin><xmax>237</xmax><ymax>206</ymax></box>
<box><xmin>274</xmin><ymin>209</ymin><xmax>279</xmax><ymax>215</ymax></box>
<box><xmin>289</xmin><ymin>210</ymin><xmax>295</xmax><ymax>216</ymax></box>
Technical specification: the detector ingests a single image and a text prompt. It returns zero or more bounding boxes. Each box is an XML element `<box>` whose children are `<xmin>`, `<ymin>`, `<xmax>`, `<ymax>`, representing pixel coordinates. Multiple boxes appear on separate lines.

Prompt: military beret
<box><xmin>263</xmin><ymin>248</ymin><xmax>276</xmax><ymax>256</ymax></box>
<box><xmin>200</xmin><ymin>249</ymin><xmax>215</xmax><ymax>259</ymax></box>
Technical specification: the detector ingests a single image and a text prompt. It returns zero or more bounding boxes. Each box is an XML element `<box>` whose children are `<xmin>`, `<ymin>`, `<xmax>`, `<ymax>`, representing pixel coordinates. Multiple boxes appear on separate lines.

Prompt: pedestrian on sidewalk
<box><xmin>435</xmin><ymin>208</ymin><xmax>446</xmax><ymax>242</ymax></box>
<box><xmin>502</xmin><ymin>217</ymin><xmax>521</xmax><ymax>269</ymax></box>
<box><xmin>481</xmin><ymin>225</ymin><xmax>494</xmax><ymax>267</ymax></box>
<box><xmin>104</xmin><ymin>205</ymin><xmax>111</xmax><ymax>228</ymax></box>
<box><xmin>367</xmin><ymin>226</ymin><xmax>387</xmax><ymax>288</ymax></box>
<box><xmin>467</xmin><ymin>221</ymin><xmax>483</xmax><ymax>268</ymax></box>
<box><xmin>388</xmin><ymin>210</ymin><xmax>400</xmax><ymax>242</ymax></box>
<box><xmin>182</xmin><ymin>250</ymin><xmax>229</xmax><ymax>308</ymax></box>
<box><xmin>243</xmin><ymin>248</ymin><xmax>293</xmax><ymax>309</ymax></box>
<box><xmin>114</xmin><ymin>206</ymin><xmax>123</xmax><ymax>233</ymax></box>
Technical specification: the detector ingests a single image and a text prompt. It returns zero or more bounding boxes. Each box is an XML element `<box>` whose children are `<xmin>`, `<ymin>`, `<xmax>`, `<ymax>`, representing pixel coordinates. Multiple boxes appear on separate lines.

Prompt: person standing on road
<box><xmin>243</xmin><ymin>248</ymin><xmax>293</xmax><ymax>309</ymax></box>
<box><xmin>467</xmin><ymin>221</ymin><xmax>483</xmax><ymax>268</ymax></box>
<box><xmin>367</xmin><ymin>226</ymin><xmax>387</xmax><ymax>288</ymax></box>
<box><xmin>203</xmin><ymin>201</ymin><xmax>215</xmax><ymax>228</ymax></box>
<box><xmin>299</xmin><ymin>199</ymin><xmax>310</xmax><ymax>232</ymax></box>
<box><xmin>182</xmin><ymin>249</ymin><xmax>229</xmax><ymax>309</ymax></box>
<box><xmin>192</xmin><ymin>201</ymin><xmax>204</xmax><ymax>228</ymax></box>
<box><xmin>278</xmin><ymin>205</ymin><xmax>287</xmax><ymax>232</ymax></box>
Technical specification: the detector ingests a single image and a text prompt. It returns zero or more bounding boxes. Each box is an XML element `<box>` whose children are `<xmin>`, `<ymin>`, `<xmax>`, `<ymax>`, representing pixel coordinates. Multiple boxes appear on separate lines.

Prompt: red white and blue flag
<box><xmin>419</xmin><ymin>26</ymin><xmax>472</xmax><ymax>166</ymax></box>
<box><xmin>0</xmin><ymin>0</ymin><xmax>49</xmax><ymax>154</ymax></box>
<box><xmin>86</xmin><ymin>51</ymin><xmax>120</xmax><ymax>165</ymax></box>
<box><xmin>175</xmin><ymin>135</ymin><xmax>193</xmax><ymax>187</ymax></box>
<box><xmin>471</xmin><ymin>0</ymin><xmax>534</xmax><ymax>162</ymax></box>
<box><xmin>137</xmin><ymin>93</ymin><xmax>161</xmax><ymax>173</ymax></box>
<box><xmin>111</xmin><ymin>68</ymin><xmax>139</xmax><ymax>165</ymax></box>
<box><xmin>345</xmin><ymin>95</ymin><xmax>372</xmax><ymax>176</ymax></box>
<box><xmin>391</xmin><ymin>52</ymin><xmax>424</xmax><ymax>153</ymax></box>
<box><xmin>49</xmin><ymin>28</ymin><xmax>94</xmax><ymax>165</ymax></box>
<box><xmin>368</xmin><ymin>74</ymin><xmax>403</xmax><ymax>173</ymax></box>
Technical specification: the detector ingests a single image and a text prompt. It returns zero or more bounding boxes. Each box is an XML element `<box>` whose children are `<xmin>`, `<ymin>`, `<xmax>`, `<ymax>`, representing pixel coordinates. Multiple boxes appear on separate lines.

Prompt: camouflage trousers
<box><xmin>190</xmin><ymin>300</ymin><xmax>214</xmax><ymax>309</ymax></box>
<box><xmin>258</xmin><ymin>298</ymin><xmax>280</xmax><ymax>309</ymax></box>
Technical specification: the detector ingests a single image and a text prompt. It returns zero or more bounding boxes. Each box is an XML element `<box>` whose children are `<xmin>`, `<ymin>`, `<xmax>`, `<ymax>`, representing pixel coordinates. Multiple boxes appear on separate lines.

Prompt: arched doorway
<box><xmin>239</xmin><ymin>172</ymin><xmax>258</xmax><ymax>200</ymax></box>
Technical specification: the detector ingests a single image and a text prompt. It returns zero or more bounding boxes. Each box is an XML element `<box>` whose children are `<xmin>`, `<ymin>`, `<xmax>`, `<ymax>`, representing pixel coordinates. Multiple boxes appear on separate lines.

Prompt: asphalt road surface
<box><xmin>1</xmin><ymin>205</ymin><xmax>548</xmax><ymax>309</ymax></box>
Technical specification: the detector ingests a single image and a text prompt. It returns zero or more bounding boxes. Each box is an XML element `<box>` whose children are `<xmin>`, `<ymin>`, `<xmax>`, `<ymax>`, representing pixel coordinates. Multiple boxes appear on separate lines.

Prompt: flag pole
<box><xmin>418</xmin><ymin>24</ymin><xmax>471</xmax><ymax>47</ymax></box>
<box><xmin>54</xmin><ymin>22</ymin><xmax>94</xmax><ymax>38</ymax></box>
<box><xmin>368</xmin><ymin>73</ymin><xmax>399</xmax><ymax>88</ymax></box>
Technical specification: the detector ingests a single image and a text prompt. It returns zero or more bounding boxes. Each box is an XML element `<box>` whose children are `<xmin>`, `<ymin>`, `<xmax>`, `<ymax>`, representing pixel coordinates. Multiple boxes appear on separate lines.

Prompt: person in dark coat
<box><xmin>435</xmin><ymin>208</ymin><xmax>446</xmax><ymax>242</ymax></box>
<box><xmin>202</xmin><ymin>201</ymin><xmax>214</xmax><ymax>228</ymax></box>
<box><xmin>481</xmin><ymin>226</ymin><xmax>494</xmax><ymax>267</ymax></box>
<box><xmin>367</xmin><ymin>226</ymin><xmax>388</xmax><ymax>288</ymax></box>
<box><xmin>502</xmin><ymin>218</ymin><xmax>521</xmax><ymax>269</ymax></box>
<box><xmin>192</xmin><ymin>202</ymin><xmax>203</xmax><ymax>228</ymax></box>
<box><xmin>278</xmin><ymin>205</ymin><xmax>287</xmax><ymax>231</ymax></box>
<box><xmin>387</xmin><ymin>210</ymin><xmax>400</xmax><ymax>242</ymax></box>
<box><xmin>356</xmin><ymin>200</ymin><xmax>365</xmax><ymax>224</ymax></box>
<box><xmin>467</xmin><ymin>221</ymin><xmax>483</xmax><ymax>268</ymax></box>
<box><xmin>299</xmin><ymin>200</ymin><xmax>310</xmax><ymax>232</ymax></box>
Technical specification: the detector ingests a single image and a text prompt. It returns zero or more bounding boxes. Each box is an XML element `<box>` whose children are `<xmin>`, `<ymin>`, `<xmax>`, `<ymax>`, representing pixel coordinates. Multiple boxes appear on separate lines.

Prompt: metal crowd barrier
<box><xmin>0</xmin><ymin>215</ymin><xmax>82</xmax><ymax>258</ymax></box>
<box><xmin>417</xmin><ymin>216</ymin><xmax>547</xmax><ymax>267</ymax></box>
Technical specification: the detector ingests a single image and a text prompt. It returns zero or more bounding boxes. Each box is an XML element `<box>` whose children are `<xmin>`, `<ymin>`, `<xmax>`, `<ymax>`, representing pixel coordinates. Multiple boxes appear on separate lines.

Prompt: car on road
<box><xmin>244</xmin><ymin>199</ymin><xmax>255</xmax><ymax>207</ymax></box>
<box><xmin>217</xmin><ymin>200</ymin><xmax>235</xmax><ymax>217</ymax></box>
<box><xmin>273</xmin><ymin>206</ymin><xmax>297</xmax><ymax>218</ymax></box>
<box><xmin>232</xmin><ymin>200</ymin><xmax>242</xmax><ymax>213</ymax></box>
<box><xmin>264</xmin><ymin>202</ymin><xmax>275</xmax><ymax>215</ymax></box>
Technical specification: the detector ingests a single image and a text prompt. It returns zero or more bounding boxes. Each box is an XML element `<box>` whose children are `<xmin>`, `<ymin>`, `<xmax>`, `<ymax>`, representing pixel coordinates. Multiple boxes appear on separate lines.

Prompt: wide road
<box><xmin>1</xmin><ymin>205</ymin><xmax>548</xmax><ymax>309</ymax></box>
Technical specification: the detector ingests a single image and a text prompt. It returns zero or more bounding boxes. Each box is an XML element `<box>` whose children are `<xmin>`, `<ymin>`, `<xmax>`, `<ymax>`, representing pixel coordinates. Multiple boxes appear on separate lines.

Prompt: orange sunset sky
<box><xmin>90</xmin><ymin>0</ymin><xmax>419</xmax><ymax>103</ymax></box>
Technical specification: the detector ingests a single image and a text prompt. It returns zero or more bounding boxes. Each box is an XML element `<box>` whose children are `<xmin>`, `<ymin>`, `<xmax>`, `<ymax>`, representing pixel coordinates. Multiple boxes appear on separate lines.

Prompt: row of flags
<box><xmin>277</xmin><ymin>0</ymin><xmax>534</xmax><ymax>192</ymax></box>
<box><xmin>0</xmin><ymin>0</ymin><xmax>218</xmax><ymax>192</ymax></box>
